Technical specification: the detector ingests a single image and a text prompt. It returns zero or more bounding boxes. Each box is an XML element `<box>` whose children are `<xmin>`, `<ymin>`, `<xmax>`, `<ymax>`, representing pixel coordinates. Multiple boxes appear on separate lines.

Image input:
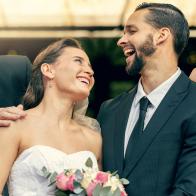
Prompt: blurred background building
<box><xmin>0</xmin><ymin>0</ymin><xmax>196</xmax><ymax>116</ymax></box>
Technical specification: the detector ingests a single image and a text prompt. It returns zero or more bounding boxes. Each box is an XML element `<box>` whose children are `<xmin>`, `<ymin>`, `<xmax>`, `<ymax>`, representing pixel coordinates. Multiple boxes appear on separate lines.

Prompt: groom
<box><xmin>97</xmin><ymin>3</ymin><xmax>196</xmax><ymax>196</ymax></box>
<box><xmin>1</xmin><ymin>3</ymin><xmax>196</xmax><ymax>196</ymax></box>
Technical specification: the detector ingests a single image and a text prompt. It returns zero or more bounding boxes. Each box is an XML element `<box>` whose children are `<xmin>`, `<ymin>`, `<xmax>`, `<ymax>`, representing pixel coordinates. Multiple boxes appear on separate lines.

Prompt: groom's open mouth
<box><xmin>123</xmin><ymin>47</ymin><xmax>136</xmax><ymax>64</ymax></box>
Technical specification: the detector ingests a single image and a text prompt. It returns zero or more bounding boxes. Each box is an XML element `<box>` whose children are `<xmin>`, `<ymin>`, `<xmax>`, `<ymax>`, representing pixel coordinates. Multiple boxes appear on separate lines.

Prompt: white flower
<box><xmin>104</xmin><ymin>175</ymin><xmax>124</xmax><ymax>192</ymax></box>
<box><xmin>81</xmin><ymin>168</ymin><xmax>97</xmax><ymax>189</ymax></box>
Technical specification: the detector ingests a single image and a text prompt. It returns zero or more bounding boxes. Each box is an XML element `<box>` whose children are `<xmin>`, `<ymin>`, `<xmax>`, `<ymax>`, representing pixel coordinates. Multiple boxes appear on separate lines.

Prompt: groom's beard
<box><xmin>126</xmin><ymin>54</ymin><xmax>145</xmax><ymax>76</ymax></box>
<box><xmin>126</xmin><ymin>34</ymin><xmax>156</xmax><ymax>76</ymax></box>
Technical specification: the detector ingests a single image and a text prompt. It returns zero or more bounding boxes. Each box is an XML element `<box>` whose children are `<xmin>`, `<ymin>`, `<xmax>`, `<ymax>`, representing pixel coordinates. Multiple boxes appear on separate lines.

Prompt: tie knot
<box><xmin>139</xmin><ymin>96</ymin><xmax>150</xmax><ymax>112</ymax></box>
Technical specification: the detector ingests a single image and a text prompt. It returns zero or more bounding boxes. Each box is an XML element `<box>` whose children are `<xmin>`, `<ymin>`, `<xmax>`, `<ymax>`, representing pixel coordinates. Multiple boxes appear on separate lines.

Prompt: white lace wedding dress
<box><xmin>8</xmin><ymin>145</ymin><xmax>98</xmax><ymax>196</ymax></box>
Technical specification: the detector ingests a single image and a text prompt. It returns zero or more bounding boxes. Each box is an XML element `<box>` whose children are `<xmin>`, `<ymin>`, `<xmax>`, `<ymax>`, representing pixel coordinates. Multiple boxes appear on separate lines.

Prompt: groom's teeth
<box><xmin>124</xmin><ymin>49</ymin><xmax>135</xmax><ymax>57</ymax></box>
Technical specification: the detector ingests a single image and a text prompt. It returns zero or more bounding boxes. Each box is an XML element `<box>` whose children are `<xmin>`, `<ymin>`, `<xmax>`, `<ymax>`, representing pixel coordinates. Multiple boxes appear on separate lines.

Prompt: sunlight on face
<box><xmin>52</xmin><ymin>47</ymin><xmax>94</xmax><ymax>100</ymax></box>
<box><xmin>117</xmin><ymin>10</ymin><xmax>157</xmax><ymax>75</ymax></box>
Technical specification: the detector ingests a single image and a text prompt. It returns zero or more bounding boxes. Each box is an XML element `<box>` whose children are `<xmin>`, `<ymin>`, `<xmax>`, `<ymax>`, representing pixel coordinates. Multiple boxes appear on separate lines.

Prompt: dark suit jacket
<box><xmin>0</xmin><ymin>55</ymin><xmax>32</xmax><ymax>107</ymax></box>
<box><xmin>0</xmin><ymin>55</ymin><xmax>31</xmax><ymax>196</ymax></box>
<box><xmin>97</xmin><ymin>72</ymin><xmax>196</xmax><ymax>196</ymax></box>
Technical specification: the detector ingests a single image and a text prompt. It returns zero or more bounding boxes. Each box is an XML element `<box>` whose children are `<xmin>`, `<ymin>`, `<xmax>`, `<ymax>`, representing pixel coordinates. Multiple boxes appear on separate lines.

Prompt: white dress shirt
<box><xmin>124</xmin><ymin>68</ymin><xmax>181</xmax><ymax>154</ymax></box>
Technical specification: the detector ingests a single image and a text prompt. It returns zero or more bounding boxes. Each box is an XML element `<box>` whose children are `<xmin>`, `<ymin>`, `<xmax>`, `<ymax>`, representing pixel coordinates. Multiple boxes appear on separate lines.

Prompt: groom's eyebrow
<box><xmin>74</xmin><ymin>56</ymin><xmax>92</xmax><ymax>68</ymax></box>
<box><xmin>124</xmin><ymin>24</ymin><xmax>138</xmax><ymax>33</ymax></box>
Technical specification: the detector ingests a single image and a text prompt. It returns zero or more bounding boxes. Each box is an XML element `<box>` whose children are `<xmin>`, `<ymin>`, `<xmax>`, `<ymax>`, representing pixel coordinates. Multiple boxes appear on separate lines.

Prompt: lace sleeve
<box><xmin>73</xmin><ymin>98</ymin><xmax>101</xmax><ymax>132</ymax></box>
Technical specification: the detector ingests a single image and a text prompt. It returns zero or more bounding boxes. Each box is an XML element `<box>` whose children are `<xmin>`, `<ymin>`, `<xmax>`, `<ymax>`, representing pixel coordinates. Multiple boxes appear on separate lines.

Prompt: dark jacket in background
<box><xmin>0</xmin><ymin>55</ymin><xmax>32</xmax><ymax>107</ymax></box>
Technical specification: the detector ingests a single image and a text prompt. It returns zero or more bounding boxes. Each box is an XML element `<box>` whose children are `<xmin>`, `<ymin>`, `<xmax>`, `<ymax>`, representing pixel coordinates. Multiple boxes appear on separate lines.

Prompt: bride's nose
<box><xmin>84</xmin><ymin>65</ymin><xmax>94</xmax><ymax>77</ymax></box>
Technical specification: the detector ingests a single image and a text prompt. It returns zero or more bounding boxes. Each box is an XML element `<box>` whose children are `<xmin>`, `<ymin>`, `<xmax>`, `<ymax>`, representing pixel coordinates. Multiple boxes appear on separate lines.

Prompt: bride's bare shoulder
<box><xmin>81</xmin><ymin>124</ymin><xmax>102</xmax><ymax>141</ymax></box>
<box><xmin>80</xmin><ymin>125</ymin><xmax>102</xmax><ymax>157</ymax></box>
<box><xmin>0</xmin><ymin>117</ymin><xmax>25</xmax><ymax>143</ymax></box>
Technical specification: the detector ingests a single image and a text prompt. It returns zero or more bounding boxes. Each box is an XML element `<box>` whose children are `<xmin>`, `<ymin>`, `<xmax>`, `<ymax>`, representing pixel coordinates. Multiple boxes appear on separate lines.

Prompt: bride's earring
<box><xmin>48</xmin><ymin>82</ymin><xmax>52</xmax><ymax>88</ymax></box>
<box><xmin>48</xmin><ymin>78</ymin><xmax>53</xmax><ymax>88</ymax></box>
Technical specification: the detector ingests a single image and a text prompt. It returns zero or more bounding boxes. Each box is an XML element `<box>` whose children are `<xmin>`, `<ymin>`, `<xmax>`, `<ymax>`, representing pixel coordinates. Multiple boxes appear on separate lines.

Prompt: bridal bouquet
<box><xmin>42</xmin><ymin>158</ymin><xmax>129</xmax><ymax>196</ymax></box>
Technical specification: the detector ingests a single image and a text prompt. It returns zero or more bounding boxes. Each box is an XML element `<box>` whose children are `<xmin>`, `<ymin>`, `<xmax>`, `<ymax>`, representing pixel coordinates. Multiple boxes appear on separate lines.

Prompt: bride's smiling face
<box><xmin>52</xmin><ymin>47</ymin><xmax>94</xmax><ymax>100</ymax></box>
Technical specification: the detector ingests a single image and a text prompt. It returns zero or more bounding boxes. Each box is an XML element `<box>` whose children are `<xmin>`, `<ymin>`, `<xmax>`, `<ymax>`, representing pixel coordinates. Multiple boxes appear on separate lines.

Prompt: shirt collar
<box><xmin>134</xmin><ymin>81</ymin><xmax>146</xmax><ymax>107</ymax></box>
<box><xmin>134</xmin><ymin>68</ymin><xmax>181</xmax><ymax>108</ymax></box>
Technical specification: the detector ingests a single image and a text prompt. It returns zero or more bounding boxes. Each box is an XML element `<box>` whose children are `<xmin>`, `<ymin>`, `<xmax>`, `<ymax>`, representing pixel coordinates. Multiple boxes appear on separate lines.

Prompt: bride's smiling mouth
<box><xmin>77</xmin><ymin>76</ymin><xmax>91</xmax><ymax>86</ymax></box>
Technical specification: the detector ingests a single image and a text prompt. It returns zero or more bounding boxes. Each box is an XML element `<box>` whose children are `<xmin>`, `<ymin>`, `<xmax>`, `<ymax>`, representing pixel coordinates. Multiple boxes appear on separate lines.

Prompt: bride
<box><xmin>0</xmin><ymin>38</ymin><xmax>102</xmax><ymax>196</ymax></box>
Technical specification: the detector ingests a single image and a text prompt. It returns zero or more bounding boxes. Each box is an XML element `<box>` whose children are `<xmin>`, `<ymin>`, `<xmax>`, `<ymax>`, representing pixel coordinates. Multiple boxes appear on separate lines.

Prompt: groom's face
<box><xmin>117</xmin><ymin>9</ymin><xmax>157</xmax><ymax>75</ymax></box>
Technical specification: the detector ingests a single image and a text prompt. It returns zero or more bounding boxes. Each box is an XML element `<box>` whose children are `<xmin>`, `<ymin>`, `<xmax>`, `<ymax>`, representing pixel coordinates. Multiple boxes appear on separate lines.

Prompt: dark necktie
<box><xmin>124</xmin><ymin>96</ymin><xmax>150</xmax><ymax>162</ymax></box>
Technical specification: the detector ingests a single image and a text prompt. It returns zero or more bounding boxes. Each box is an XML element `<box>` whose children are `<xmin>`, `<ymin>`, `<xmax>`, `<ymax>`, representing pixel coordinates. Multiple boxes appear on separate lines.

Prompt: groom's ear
<box><xmin>155</xmin><ymin>27</ymin><xmax>171</xmax><ymax>46</ymax></box>
<box><xmin>41</xmin><ymin>63</ymin><xmax>55</xmax><ymax>79</ymax></box>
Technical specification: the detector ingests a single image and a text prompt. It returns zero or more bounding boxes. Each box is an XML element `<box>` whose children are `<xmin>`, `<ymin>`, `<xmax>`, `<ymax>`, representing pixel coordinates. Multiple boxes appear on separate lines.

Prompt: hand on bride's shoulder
<box><xmin>0</xmin><ymin>104</ymin><xmax>27</xmax><ymax>127</ymax></box>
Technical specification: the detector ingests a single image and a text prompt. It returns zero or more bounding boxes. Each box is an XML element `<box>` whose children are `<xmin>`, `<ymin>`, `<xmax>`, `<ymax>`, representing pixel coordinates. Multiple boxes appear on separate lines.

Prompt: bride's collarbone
<box><xmin>18</xmin><ymin>122</ymin><xmax>98</xmax><ymax>156</ymax></box>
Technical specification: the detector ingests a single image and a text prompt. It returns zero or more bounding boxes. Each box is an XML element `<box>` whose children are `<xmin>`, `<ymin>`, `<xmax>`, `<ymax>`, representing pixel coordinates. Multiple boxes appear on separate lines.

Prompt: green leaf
<box><xmin>48</xmin><ymin>180</ymin><xmax>56</xmax><ymax>186</ymax></box>
<box><xmin>70</xmin><ymin>193</ymin><xmax>86</xmax><ymax>196</ymax></box>
<box><xmin>85</xmin><ymin>157</ymin><xmax>93</xmax><ymax>168</ymax></box>
<box><xmin>92</xmin><ymin>184</ymin><xmax>102</xmax><ymax>196</ymax></box>
<box><xmin>111</xmin><ymin>171</ymin><xmax>118</xmax><ymax>176</ymax></box>
<box><xmin>41</xmin><ymin>166</ymin><xmax>51</xmax><ymax>178</ymax></box>
<box><xmin>48</xmin><ymin>171</ymin><xmax>58</xmax><ymax>186</ymax></box>
<box><xmin>73</xmin><ymin>187</ymin><xmax>83</xmax><ymax>194</ymax></box>
<box><xmin>99</xmin><ymin>186</ymin><xmax>111</xmax><ymax>196</ymax></box>
<box><xmin>55</xmin><ymin>189</ymin><xmax>68</xmax><ymax>196</ymax></box>
<box><xmin>120</xmin><ymin>178</ymin><xmax>129</xmax><ymax>185</ymax></box>
<box><xmin>64</xmin><ymin>169</ymin><xmax>71</xmax><ymax>175</ymax></box>
<box><xmin>75</xmin><ymin>169</ymin><xmax>83</xmax><ymax>182</ymax></box>
<box><xmin>112</xmin><ymin>188</ymin><xmax>121</xmax><ymax>196</ymax></box>
<box><xmin>73</xmin><ymin>181</ymin><xmax>83</xmax><ymax>194</ymax></box>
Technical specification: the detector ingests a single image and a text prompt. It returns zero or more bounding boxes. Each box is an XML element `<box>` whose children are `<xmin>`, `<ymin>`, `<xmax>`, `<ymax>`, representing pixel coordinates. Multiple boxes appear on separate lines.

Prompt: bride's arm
<box><xmin>0</xmin><ymin>125</ymin><xmax>20</xmax><ymax>193</ymax></box>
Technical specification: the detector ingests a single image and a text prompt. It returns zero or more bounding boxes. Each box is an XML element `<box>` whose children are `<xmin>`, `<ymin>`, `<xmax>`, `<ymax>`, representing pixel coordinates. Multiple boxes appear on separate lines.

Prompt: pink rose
<box><xmin>121</xmin><ymin>191</ymin><xmax>127</xmax><ymax>196</ymax></box>
<box><xmin>56</xmin><ymin>172</ymin><xmax>69</xmax><ymax>190</ymax></box>
<box><xmin>86</xmin><ymin>181</ymin><xmax>100</xmax><ymax>196</ymax></box>
<box><xmin>95</xmin><ymin>171</ymin><xmax>109</xmax><ymax>184</ymax></box>
<box><xmin>66</xmin><ymin>175</ymin><xmax>75</xmax><ymax>191</ymax></box>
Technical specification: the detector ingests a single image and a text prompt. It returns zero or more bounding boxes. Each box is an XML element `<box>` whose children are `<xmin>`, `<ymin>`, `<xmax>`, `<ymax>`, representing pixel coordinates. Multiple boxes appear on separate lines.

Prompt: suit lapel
<box><xmin>113</xmin><ymin>87</ymin><xmax>137</xmax><ymax>175</ymax></box>
<box><xmin>122</xmin><ymin>73</ymin><xmax>190</xmax><ymax>177</ymax></box>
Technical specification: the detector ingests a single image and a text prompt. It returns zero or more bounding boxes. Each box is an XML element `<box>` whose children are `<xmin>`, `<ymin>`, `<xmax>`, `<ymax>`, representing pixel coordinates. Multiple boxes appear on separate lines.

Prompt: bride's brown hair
<box><xmin>22</xmin><ymin>38</ymin><xmax>82</xmax><ymax>110</ymax></box>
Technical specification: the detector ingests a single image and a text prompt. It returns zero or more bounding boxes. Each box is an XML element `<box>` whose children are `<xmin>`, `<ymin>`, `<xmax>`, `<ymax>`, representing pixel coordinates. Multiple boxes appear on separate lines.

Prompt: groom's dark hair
<box><xmin>135</xmin><ymin>2</ymin><xmax>189</xmax><ymax>56</ymax></box>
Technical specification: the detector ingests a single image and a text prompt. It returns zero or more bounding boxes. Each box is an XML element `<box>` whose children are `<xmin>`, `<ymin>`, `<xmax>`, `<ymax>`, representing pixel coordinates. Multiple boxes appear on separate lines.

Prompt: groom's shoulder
<box><xmin>101</xmin><ymin>90</ymin><xmax>131</xmax><ymax>110</ymax></box>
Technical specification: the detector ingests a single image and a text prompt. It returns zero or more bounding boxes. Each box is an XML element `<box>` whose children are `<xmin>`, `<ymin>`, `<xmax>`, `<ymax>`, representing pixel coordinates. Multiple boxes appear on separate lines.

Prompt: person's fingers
<box><xmin>17</xmin><ymin>104</ymin><xmax>24</xmax><ymax>110</ymax></box>
<box><xmin>8</xmin><ymin>106</ymin><xmax>25</xmax><ymax>114</ymax></box>
<box><xmin>16</xmin><ymin>105</ymin><xmax>27</xmax><ymax>117</ymax></box>
<box><xmin>0</xmin><ymin>109</ymin><xmax>22</xmax><ymax>120</ymax></box>
<box><xmin>0</xmin><ymin>106</ymin><xmax>27</xmax><ymax>122</ymax></box>
<box><xmin>0</xmin><ymin>120</ymin><xmax>11</xmax><ymax>127</ymax></box>
<box><xmin>1</xmin><ymin>106</ymin><xmax>26</xmax><ymax>117</ymax></box>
